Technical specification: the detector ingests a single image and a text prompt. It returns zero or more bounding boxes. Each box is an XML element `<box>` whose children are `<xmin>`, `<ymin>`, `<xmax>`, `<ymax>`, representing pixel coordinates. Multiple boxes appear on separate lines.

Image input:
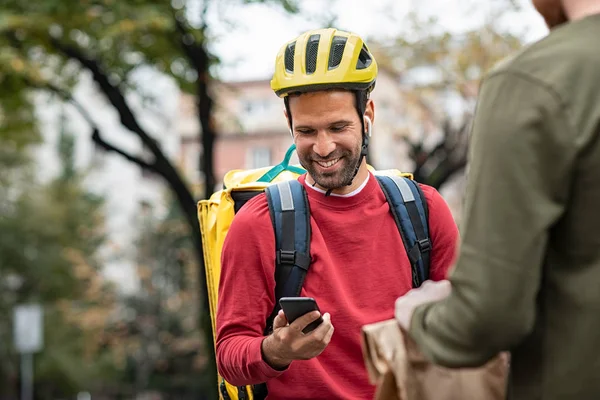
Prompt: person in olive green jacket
<box><xmin>394</xmin><ymin>1</ymin><xmax>600</xmax><ymax>399</ymax></box>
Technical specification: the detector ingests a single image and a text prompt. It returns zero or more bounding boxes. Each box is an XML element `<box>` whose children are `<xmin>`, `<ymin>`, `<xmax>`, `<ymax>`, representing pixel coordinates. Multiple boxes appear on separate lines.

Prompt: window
<box><xmin>242</xmin><ymin>99</ymin><xmax>274</xmax><ymax>115</ymax></box>
<box><xmin>248</xmin><ymin>147</ymin><xmax>271</xmax><ymax>169</ymax></box>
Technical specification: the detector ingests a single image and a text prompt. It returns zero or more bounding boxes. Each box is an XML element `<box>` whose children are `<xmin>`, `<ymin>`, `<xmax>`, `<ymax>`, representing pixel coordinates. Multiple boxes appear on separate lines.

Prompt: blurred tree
<box><xmin>0</xmin><ymin>61</ymin><xmax>39</xmax><ymax>400</ymax></box>
<box><xmin>0</xmin><ymin>112</ymin><xmax>118</xmax><ymax>397</ymax></box>
<box><xmin>373</xmin><ymin>7</ymin><xmax>523</xmax><ymax>190</ymax></box>
<box><xmin>0</xmin><ymin>52</ymin><xmax>39</xmax><ymax>182</ymax></box>
<box><xmin>93</xmin><ymin>196</ymin><xmax>211</xmax><ymax>398</ymax></box>
<box><xmin>0</xmin><ymin>0</ymin><xmax>302</xmax><ymax>388</ymax></box>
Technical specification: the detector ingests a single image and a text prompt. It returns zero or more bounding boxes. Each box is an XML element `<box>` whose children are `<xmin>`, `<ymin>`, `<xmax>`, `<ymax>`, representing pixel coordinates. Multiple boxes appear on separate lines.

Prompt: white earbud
<box><xmin>364</xmin><ymin>116</ymin><xmax>372</xmax><ymax>137</ymax></box>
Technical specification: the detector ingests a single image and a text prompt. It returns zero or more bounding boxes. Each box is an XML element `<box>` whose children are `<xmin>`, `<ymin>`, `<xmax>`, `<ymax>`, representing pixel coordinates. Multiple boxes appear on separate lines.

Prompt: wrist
<box><xmin>261</xmin><ymin>336</ymin><xmax>292</xmax><ymax>371</ymax></box>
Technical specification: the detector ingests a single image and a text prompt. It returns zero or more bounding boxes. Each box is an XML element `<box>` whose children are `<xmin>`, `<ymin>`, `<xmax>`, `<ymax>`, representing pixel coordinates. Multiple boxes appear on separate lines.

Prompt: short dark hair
<box><xmin>284</xmin><ymin>89</ymin><xmax>369</xmax><ymax>128</ymax></box>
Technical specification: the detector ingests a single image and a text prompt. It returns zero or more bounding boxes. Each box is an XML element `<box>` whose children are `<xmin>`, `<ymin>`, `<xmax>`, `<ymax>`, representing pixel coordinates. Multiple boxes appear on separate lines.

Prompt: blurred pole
<box><xmin>20</xmin><ymin>353</ymin><xmax>33</xmax><ymax>400</ymax></box>
<box><xmin>14</xmin><ymin>304</ymin><xmax>43</xmax><ymax>400</ymax></box>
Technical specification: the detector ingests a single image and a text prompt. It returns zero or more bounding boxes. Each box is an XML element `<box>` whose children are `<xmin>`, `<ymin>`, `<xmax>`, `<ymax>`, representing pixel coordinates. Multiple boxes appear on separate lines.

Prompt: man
<box><xmin>395</xmin><ymin>1</ymin><xmax>600</xmax><ymax>399</ymax></box>
<box><xmin>216</xmin><ymin>28</ymin><xmax>459</xmax><ymax>399</ymax></box>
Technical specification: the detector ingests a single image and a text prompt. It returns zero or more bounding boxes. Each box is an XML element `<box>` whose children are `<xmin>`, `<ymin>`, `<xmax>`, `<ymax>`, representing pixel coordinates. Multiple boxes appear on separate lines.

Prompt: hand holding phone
<box><xmin>261</xmin><ymin>297</ymin><xmax>334</xmax><ymax>370</ymax></box>
<box><xmin>279</xmin><ymin>297</ymin><xmax>324</xmax><ymax>334</ymax></box>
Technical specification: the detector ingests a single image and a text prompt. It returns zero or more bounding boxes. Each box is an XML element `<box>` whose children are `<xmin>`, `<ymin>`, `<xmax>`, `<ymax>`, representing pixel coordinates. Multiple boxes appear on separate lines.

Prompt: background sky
<box><xmin>206</xmin><ymin>0</ymin><xmax>549</xmax><ymax>82</ymax></box>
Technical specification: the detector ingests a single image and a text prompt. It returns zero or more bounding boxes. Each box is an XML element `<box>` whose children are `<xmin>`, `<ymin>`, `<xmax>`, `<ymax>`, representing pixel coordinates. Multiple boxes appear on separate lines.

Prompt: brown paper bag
<box><xmin>362</xmin><ymin>319</ymin><xmax>508</xmax><ymax>400</ymax></box>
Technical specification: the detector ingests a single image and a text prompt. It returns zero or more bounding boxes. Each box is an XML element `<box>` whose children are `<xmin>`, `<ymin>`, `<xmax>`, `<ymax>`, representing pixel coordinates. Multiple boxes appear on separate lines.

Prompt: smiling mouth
<box><xmin>315</xmin><ymin>158</ymin><xmax>340</xmax><ymax>168</ymax></box>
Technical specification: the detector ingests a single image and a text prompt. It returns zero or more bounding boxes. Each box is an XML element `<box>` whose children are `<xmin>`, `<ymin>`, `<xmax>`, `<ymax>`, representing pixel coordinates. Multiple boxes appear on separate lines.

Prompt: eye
<box><xmin>330</xmin><ymin>124</ymin><xmax>348</xmax><ymax>132</ymax></box>
<box><xmin>295</xmin><ymin>128</ymin><xmax>314</xmax><ymax>135</ymax></box>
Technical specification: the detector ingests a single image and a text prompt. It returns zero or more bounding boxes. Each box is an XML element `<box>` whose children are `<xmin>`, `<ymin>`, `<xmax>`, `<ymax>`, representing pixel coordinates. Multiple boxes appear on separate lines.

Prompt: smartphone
<box><xmin>279</xmin><ymin>297</ymin><xmax>324</xmax><ymax>334</ymax></box>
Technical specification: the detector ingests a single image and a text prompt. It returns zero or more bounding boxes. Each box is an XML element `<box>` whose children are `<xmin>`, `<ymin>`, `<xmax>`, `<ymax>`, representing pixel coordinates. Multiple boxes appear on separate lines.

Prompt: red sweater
<box><xmin>216</xmin><ymin>173</ymin><xmax>458</xmax><ymax>399</ymax></box>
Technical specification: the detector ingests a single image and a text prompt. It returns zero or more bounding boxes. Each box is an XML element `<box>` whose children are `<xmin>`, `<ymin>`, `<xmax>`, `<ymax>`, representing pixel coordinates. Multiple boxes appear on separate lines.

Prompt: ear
<box><xmin>364</xmin><ymin>99</ymin><xmax>375</xmax><ymax>137</ymax></box>
<box><xmin>364</xmin><ymin>116</ymin><xmax>372</xmax><ymax>137</ymax></box>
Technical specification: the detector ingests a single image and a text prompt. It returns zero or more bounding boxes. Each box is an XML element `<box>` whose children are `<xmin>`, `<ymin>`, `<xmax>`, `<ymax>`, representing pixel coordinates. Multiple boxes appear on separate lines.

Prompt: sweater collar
<box><xmin>299</xmin><ymin>173</ymin><xmax>379</xmax><ymax>210</ymax></box>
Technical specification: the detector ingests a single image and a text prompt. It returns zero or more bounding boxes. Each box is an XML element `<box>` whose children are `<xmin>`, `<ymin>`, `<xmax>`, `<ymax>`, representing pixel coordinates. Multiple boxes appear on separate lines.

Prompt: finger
<box><xmin>436</xmin><ymin>280</ymin><xmax>452</xmax><ymax>296</ymax></box>
<box><xmin>395</xmin><ymin>300</ymin><xmax>413</xmax><ymax>328</ymax></box>
<box><xmin>290</xmin><ymin>310</ymin><xmax>322</xmax><ymax>333</ymax></box>
<box><xmin>273</xmin><ymin>309</ymin><xmax>288</xmax><ymax>330</ymax></box>
<box><xmin>322</xmin><ymin>322</ymin><xmax>335</xmax><ymax>344</ymax></box>
<box><xmin>399</xmin><ymin>288</ymin><xmax>418</xmax><ymax>300</ymax></box>
<box><xmin>308</xmin><ymin>313</ymin><xmax>331</xmax><ymax>340</ymax></box>
<box><xmin>316</xmin><ymin>313</ymin><xmax>334</xmax><ymax>341</ymax></box>
<box><xmin>395</xmin><ymin>295</ymin><xmax>409</xmax><ymax>308</ymax></box>
<box><xmin>423</xmin><ymin>280</ymin><xmax>451</xmax><ymax>301</ymax></box>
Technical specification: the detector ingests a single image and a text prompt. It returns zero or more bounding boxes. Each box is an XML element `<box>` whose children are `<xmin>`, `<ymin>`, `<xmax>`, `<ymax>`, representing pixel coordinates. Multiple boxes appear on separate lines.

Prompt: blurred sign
<box><xmin>13</xmin><ymin>304</ymin><xmax>44</xmax><ymax>354</ymax></box>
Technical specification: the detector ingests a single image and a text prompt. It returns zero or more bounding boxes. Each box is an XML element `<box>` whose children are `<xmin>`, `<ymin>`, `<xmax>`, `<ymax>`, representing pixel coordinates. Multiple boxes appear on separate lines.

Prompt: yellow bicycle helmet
<box><xmin>270</xmin><ymin>28</ymin><xmax>378</xmax><ymax>97</ymax></box>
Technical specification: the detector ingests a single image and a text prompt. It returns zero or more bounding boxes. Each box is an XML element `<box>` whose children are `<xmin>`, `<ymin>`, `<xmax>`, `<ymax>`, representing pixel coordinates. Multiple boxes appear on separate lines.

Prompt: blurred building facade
<box><xmin>33</xmin><ymin>66</ymin><xmax>465</xmax><ymax>296</ymax></box>
<box><xmin>34</xmin><ymin>71</ymin><xmax>181</xmax><ymax>293</ymax></box>
<box><xmin>176</xmin><ymin>66</ymin><xmax>446</xmax><ymax>195</ymax></box>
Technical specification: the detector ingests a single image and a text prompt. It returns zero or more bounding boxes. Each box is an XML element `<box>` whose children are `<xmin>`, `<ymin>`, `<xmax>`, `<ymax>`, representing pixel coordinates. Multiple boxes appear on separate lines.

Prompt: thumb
<box><xmin>427</xmin><ymin>280</ymin><xmax>452</xmax><ymax>301</ymax></box>
<box><xmin>273</xmin><ymin>309</ymin><xmax>288</xmax><ymax>330</ymax></box>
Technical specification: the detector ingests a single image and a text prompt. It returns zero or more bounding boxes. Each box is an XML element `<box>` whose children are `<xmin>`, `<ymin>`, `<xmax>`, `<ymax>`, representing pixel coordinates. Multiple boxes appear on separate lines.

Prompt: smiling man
<box><xmin>215</xmin><ymin>28</ymin><xmax>459</xmax><ymax>399</ymax></box>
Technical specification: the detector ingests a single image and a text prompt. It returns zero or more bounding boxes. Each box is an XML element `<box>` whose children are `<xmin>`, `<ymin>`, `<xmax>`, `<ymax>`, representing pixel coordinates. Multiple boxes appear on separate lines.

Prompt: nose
<box><xmin>313</xmin><ymin>131</ymin><xmax>335</xmax><ymax>158</ymax></box>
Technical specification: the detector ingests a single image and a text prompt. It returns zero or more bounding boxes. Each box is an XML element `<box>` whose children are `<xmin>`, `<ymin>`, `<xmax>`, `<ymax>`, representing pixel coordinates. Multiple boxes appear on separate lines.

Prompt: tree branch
<box><xmin>35</xmin><ymin>30</ymin><xmax>213</xmax><ymax>390</ymax></box>
<box><xmin>171</xmin><ymin>8</ymin><xmax>216</xmax><ymax>199</ymax></box>
<box><xmin>172</xmin><ymin>11</ymin><xmax>206</xmax><ymax>72</ymax></box>
<box><xmin>200</xmin><ymin>0</ymin><xmax>211</xmax><ymax>31</ymax></box>
<box><xmin>90</xmin><ymin>129</ymin><xmax>156</xmax><ymax>171</ymax></box>
<box><xmin>7</xmin><ymin>31</ymin><xmax>160</xmax><ymax>174</ymax></box>
<box><xmin>49</xmin><ymin>38</ymin><xmax>163</xmax><ymax>157</ymax></box>
<box><xmin>430</xmin><ymin>158</ymin><xmax>467</xmax><ymax>189</ymax></box>
<box><xmin>47</xmin><ymin>37</ymin><xmax>202</xmax><ymax>214</ymax></box>
<box><xmin>34</xmin><ymin>80</ymin><xmax>159</xmax><ymax>172</ymax></box>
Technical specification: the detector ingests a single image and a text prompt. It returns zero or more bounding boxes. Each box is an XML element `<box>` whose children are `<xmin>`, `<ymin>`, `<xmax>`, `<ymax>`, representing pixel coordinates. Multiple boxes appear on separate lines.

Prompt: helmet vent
<box><xmin>328</xmin><ymin>36</ymin><xmax>347</xmax><ymax>70</ymax></box>
<box><xmin>305</xmin><ymin>34</ymin><xmax>320</xmax><ymax>74</ymax></box>
<box><xmin>285</xmin><ymin>42</ymin><xmax>296</xmax><ymax>73</ymax></box>
<box><xmin>356</xmin><ymin>44</ymin><xmax>372</xmax><ymax>70</ymax></box>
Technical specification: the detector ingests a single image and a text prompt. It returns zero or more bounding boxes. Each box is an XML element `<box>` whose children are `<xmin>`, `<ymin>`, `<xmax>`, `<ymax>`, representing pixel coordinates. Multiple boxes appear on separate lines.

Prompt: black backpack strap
<box><xmin>264</xmin><ymin>179</ymin><xmax>312</xmax><ymax>331</ymax></box>
<box><xmin>253</xmin><ymin>180</ymin><xmax>311</xmax><ymax>400</ymax></box>
<box><xmin>376</xmin><ymin>175</ymin><xmax>431</xmax><ymax>287</ymax></box>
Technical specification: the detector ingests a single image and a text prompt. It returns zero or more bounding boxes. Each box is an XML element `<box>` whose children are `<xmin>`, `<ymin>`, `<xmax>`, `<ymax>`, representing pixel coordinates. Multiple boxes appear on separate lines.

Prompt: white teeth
<box><xmin>317</xmin><ymin>158</ymin><xmax>339</xmax><ymax>168</ymax></box>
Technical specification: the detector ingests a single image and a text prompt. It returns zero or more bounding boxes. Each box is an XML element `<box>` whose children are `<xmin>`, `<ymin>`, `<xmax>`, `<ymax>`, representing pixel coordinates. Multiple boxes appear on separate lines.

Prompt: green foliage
<box><xmin>381</xmin><ymin>11</ymin><xmax>523</xmax><ymax>99</ymax></box>
<box><xmin>0</xmin><ymin>0</ymin><xmax>303</xmax><ymax>396</ymax></box>
<box><xmin>0</xmin><ymin>56</ymin><xmax>39</xmax><ymax>181</ymax></box>
<box><xmin>108</xmin><ymin>196</ymin><xmax>212</xmax><ymax>396</ymax></box>
<box><xmin>34</xmin><ymin>305</ymin><xmax>120</xmax><ymax>398</ymax></box>
<box><xmin>0</xmin><ymin>1</ymin><xmax>189</xmax><ymax>93</ymax></box>
<box><xmin>371</xmin><ymin>9</ymin><xmax>524</xmax><ymax>190</ymax></box>
<box><xmin>0</xmin><ymin>117</ymin><xmax>114</xmax><ymax>397</ymax></box>
<box><xmin>0</xmin><ymin>0</ymin><xmax>302</xmax><ymax>100</ymax></box>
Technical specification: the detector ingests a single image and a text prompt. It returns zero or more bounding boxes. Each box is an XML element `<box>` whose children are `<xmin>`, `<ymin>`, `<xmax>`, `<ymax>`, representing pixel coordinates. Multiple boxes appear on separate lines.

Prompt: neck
<box><xmin>565</xmin><ymin>2</ymin><xmax>600</xmax><ymax>21</ymax></box>
<box><xmin>307</xmin><ymin>162</ymin><xmax>369</xmax><ymax>195</ymax></box>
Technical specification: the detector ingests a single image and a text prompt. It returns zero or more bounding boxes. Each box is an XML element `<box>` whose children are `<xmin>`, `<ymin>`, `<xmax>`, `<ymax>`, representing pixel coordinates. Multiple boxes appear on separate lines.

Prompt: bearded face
<box><xmin>288</xmin><ymin>90</ymin><xmax>366</xmax><ymax>191</ymax></box>
<box><xmin>532</xmin><ymin>0</ymin><xmax>569</xmax><ymax>28</ymax></box>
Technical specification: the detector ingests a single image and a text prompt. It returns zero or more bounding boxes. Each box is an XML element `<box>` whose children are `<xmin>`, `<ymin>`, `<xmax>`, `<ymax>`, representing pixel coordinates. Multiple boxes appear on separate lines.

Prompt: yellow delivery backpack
<box><xmin>197</xmin><ymin>144</ymin><xmax>305</xmax><ymax>400</ymax></box>
<box><xmin>197</xmin><ymin>144</ymin><xmax>432</xmax><ymax>400</ymax></box>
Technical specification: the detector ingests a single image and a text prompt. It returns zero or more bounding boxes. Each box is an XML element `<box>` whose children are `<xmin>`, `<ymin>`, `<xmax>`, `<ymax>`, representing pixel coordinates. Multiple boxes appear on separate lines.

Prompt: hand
<box><xmin>395</xmin><ymin>280</ymin><xmax>452</xmax><ymax>330</ymax></box>
<box><xmin>261</xmin><ymin>309</ymin><xmax>334</xmax><ymax>370</ymax></box>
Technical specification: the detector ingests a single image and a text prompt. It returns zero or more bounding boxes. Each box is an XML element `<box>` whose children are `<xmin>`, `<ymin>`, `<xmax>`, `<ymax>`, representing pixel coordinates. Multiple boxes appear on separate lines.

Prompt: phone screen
<box><xmin>279</xmin><ymin>297</ymin><xmax>324</xmax><ymax>334</ymax></box>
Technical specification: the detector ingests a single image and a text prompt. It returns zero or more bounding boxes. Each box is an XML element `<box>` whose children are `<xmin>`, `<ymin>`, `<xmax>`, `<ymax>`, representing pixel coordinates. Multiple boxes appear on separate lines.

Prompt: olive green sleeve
<box><xmin>408</xmin><ymin>71</ymin><xmax>577</xmax><ymax>367</ymax></box>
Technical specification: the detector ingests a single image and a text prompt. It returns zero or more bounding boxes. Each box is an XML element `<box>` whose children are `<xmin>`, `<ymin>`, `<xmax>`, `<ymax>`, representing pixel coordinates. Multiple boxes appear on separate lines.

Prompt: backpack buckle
<box><xmin>417</xmin><ymin>239</ymin><xmax>431</xmax><ymax>253</ymax></box>
<box><xmin>277</xmin><ymin>250</ymin><xmax>296</xmax><ymax>265</ymax></box>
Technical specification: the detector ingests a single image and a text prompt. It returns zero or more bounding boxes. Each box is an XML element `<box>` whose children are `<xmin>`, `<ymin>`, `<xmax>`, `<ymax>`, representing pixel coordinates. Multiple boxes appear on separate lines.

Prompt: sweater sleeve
<box><xmin>408</xmin><ymin>71</ymin><xmax>576</xmax><ymax>367</ymax></box>
<box><xmin>215</xmin><ymin>194</ymin><xmax>287</xmax><ymax>385</ymax></box>
<box><xmin>420</xmin><ymin>184</ymin><xmax>460</xmax><ymax>281</ymax></box>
